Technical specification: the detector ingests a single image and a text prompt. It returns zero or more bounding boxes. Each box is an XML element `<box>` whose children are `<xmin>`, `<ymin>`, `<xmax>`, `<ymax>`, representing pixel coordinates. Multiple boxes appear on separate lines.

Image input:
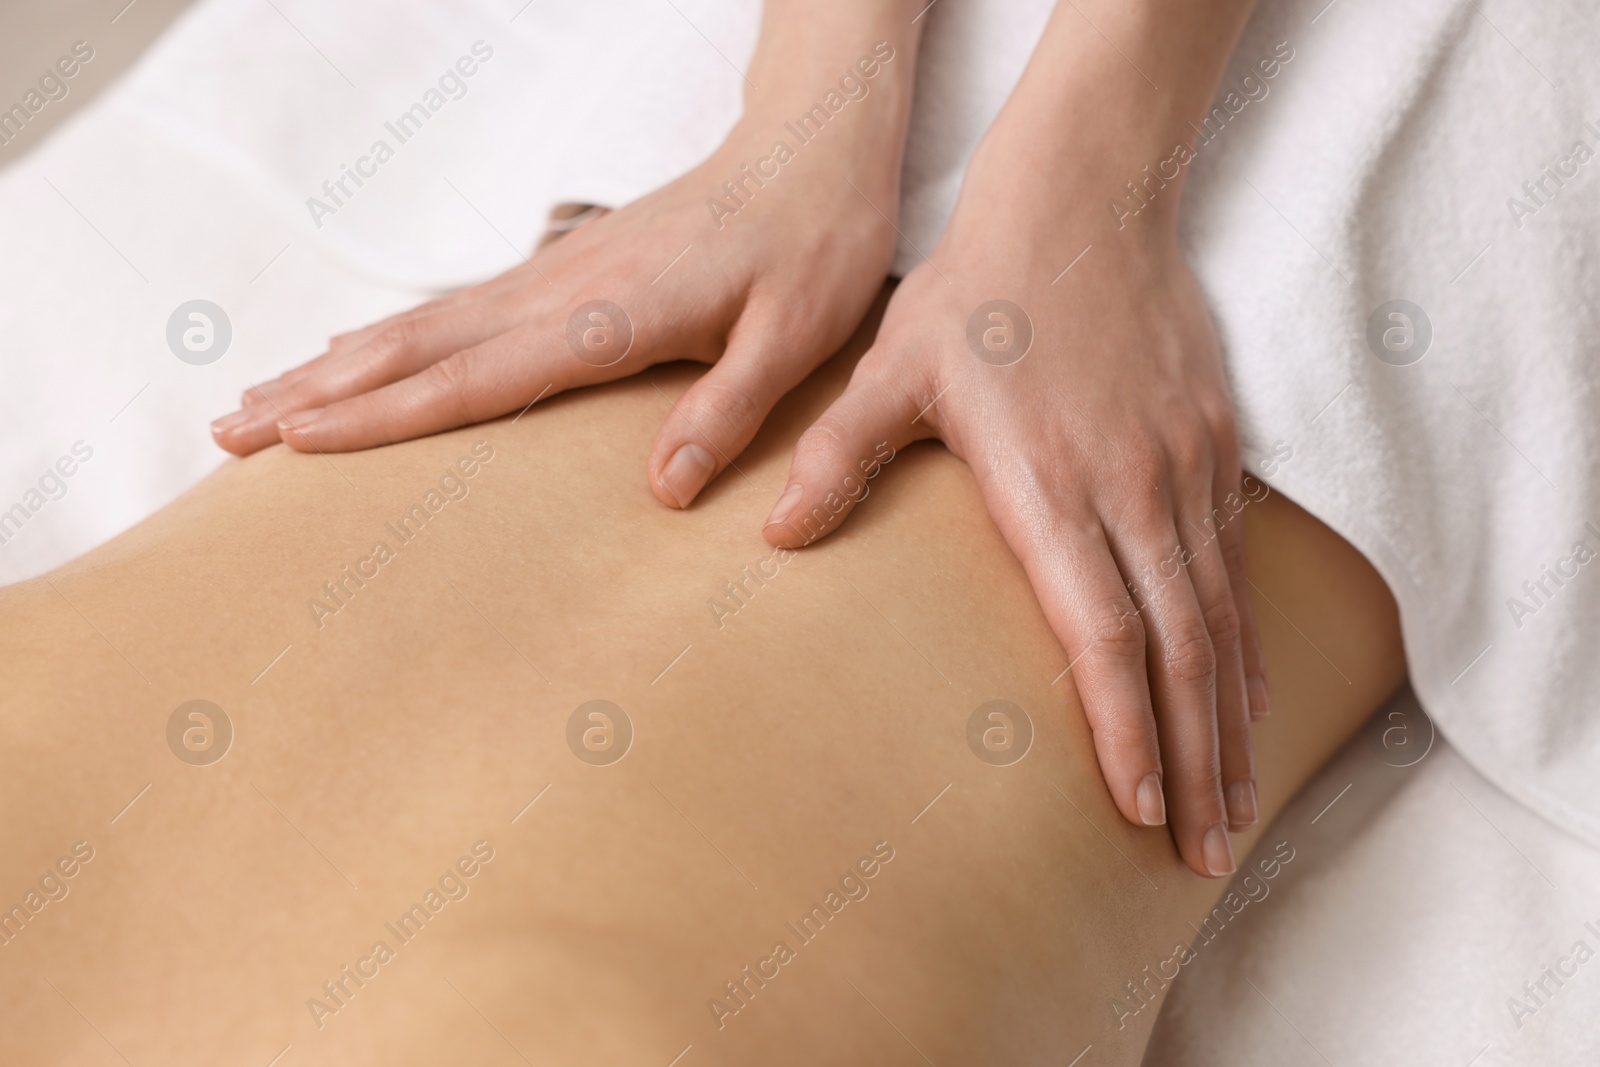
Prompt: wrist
<box><xmin>743</xmin><ymin>0</ymin><xmax>924</xmax><ymax>96</ymax></box>
<box><xmin>954</xmin><ymin>0</ymin><xmax>1264</xmax><ymax>239</ymax></box>
<box><xmin>737</xmin><ymin>3</ymin><xmax>921</xmax><ymax>181</ymax></box>
<box><xmin>725</xmin><ymin>34</ymin><xmax>917</xmax><ymax>198</ymax></box>
<box><xmin>964</xmin><ymin>101</ymin><xmax>1189</xmax><ymax>243</ymax></box>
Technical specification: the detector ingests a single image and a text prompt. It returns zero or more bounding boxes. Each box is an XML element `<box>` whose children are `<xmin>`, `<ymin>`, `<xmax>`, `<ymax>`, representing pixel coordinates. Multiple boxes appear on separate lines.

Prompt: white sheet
<box><xmin>2</xmin><ymin>0</ymin><xmax>1597</xmax><ymax>1061</ymax></box>
<box><xmin>1156</xmin><ymin>690</ymin><xmax>1600</xmax><ymax>1066</ymax></box>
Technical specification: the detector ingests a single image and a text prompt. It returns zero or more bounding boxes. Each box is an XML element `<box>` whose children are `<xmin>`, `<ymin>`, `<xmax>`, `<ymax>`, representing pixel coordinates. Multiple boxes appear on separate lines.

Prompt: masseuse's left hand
<box><xmin>762</xmin><ymin>3</ymin><xmax>1270</xmax><ymax>878</ymax></box>
<box><xmin>766</xmin><ymin>174</ymin><xmax>1266</xmax><ymax>880</ymax></box>
<box><xmin>208</xmin><ymin>0</ymin><xmax>926</xmax><ymax>510</ymax></box>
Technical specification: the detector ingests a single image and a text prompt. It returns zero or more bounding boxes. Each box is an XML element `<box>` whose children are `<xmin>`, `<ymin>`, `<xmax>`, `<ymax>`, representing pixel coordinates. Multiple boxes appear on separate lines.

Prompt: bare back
<box><xmin>0</xmin><ymin>303</ymin><xmax>1403</xmax><ymax>1065</ymax></box>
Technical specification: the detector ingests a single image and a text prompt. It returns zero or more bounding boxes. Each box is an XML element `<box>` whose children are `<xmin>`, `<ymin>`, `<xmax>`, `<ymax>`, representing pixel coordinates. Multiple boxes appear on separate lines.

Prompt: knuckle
<box><xmin>1168</xmin><ymin>420</ymin><xmax>1213</xmax><ymax>483</ymax></box>
<box><xmin>1120</xmin><ymin>483</ymin><xmax>1172</xmax><ymax>531</ymax></box>
<box><xmin>689</xmin><ymin>379</ymin><xmax>763</xmax><ymax>438</ymax></box>
<box><xmin>419</xmin><ymin>353</ymin><xmax>476</xmax><ymax>418</ymax></box>
<box><xmin>795</xmin><ymin>413</ymin><xmax>856</xmax><ymax>472</ymax></box>
<box><xmin>1122</xmin><ymin>438</ymin><xmax>1168</xmax><ymax>489</ymax></box>
<box><xmin>331</xmin><ymin>323</ymin><xmax>379</xmax><ymax>347</ymax></box>
<box><xmin>1207</xmin><ymin>407</ymin><xmax>1241</xmax><ymax>464</ymax></box>
<box><xmin>859</xmin><ymin>337</ymin><xmax>915</xmax><ymax>381</ymax></box>
<box><xmin>1161</xmin><ymin>620</ymin><xmax>1218</xmax><ymax>683</ymax></box>
<box><xmin>1201</xmin><ymin>597</ymin><xmax>1243</xmax><ymax>652</ymax></box>
<box><xmin>864</xmin><ymin>333</ymin><xmax>937</xmax><ymax>391</ymax></box>
<box><xmin>1086</xmin><ymin>601</ymin><xmax>1147</xmax><ymax>662</ymax></box>
<box><xmin>272</xmin><ymin>376</ymin><xmax>326</xmax><ymax>413</ymax></box>
<box><xmin>1219</xmin><ymin>531</ymin><xmax>1249</xmax><ymax>574</ymax></box>
<box><xmin>369</xmin><ymin>319</ymin><xmax>420</xmax><ymax>361</ymax></box>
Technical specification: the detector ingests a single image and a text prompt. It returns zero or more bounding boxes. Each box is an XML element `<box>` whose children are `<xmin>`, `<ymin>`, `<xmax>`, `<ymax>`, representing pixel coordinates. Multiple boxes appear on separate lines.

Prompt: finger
<box><xmin>320</xmin><ymin>291</ymin><xmax>481</xmax><ymax>361</ymax></box>
<box><xmin>277</xmin><ymin>322</ymin><xmax>584</xmax><ymax>452</ymax></box>
<box><xmin>648</xmin><ymin>307</ymin><xmax>821</xmax><ymax>509</ymax></box>
<box><xmin>990</xmin><ymin>497</ymin><xmax>1166</xmax><ymax>833</ymax></box>
<box><xmin>238</xmin><ymin>299</ymin><xmax>498</xmax><ymax>416</ymax></box>
<box><xmin>213</xmin><ymin>302</ymin><xmax>519</xmax><ymax>455</ymax></box>
<box><xmin>238</xmin><ymin>260</ymin><xmax>556</xmax><ymax>412</ymax></box>
<box><xmin>1228</xmin><ymin>477</ymin><xmax>1270</xmax><ymax>721</ymax></box>
<box><xmin>239</xmin><ymin>294</ymin><xmax>472</xmax><ymax>410</ymax></box>
<box><xmin>761</xmin><ymin>353</ymin><xmax>935</xmax><ymax>548</ymax></box>
<box><xmin>241</xmin><ymin>351</ymin><xmax>339</xmax><ymax>408</ymax></box>
<box><xmin>310</xmin><ymin>271</ymin><xmax>546</xmax><ymax>370</ymax></box>
<box><xmin>308</xmin><ymin>254</ymin><xmax>566</xmax><ymax>373</ymax></box>
<box><xmin>1177</xmin><ymin>497</ymin><xmax>1254</xmax><ymax>832</ymax></box>
<box><xmin>1114</xmin><ymin>516</ymin><xmax>1232</xmax><ymax>878</ymax></box>
<box><xmin>231</xmin><ymin>210</ymin><xmax>580</xmax><ymax>425</ymax></box>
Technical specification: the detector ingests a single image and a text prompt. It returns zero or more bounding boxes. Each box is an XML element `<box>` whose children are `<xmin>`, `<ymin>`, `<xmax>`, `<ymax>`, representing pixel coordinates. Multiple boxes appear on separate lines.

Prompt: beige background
<box><xmin>0</xmin><ymin>0</ymin><xmax>195</xmax><ymax>166</ymax></box>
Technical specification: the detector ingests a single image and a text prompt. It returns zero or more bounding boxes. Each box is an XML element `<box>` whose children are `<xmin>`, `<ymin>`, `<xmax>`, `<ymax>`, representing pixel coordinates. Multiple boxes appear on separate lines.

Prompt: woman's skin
<box><xmin>2</xmin><ymin>298</ymin><xmax>1402</xmax><ymax>1065</ymax></box>
<box><xmin>770</xmin><ymin>0</ymin><xmax>1270</xmax><ymax>881</ymax></box>
<box><xmin>205</xmin><ymin>0</ymin><xmax>1271</xmax><ymax>876</ymax></box>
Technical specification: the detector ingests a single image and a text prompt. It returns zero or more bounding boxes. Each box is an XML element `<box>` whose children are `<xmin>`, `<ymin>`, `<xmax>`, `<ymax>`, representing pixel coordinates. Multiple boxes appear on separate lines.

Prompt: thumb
<box><xmin>647</xmin><ymin>310</ymin><xmax>815</xmax><ymax>509</ymax></box>
<box><xmin>763</xmin><ymin>353</ymin><xmax>937</xmax><ymax>549</ymax></box>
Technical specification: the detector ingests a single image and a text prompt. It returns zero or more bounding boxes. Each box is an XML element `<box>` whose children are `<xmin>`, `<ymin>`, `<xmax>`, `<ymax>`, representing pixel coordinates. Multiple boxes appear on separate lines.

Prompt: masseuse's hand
<box><xmin>765</xmin><ymin>0</ymin><xmax>1270</xmax><ymax>879</ymax></box>
<box><xmin>768</xmin><ymin>189</ymin><xmax>1265</xmax><ymax>880</ymax></box>
<box><xmin>211</xmin><ymin>6</ymin><xmax>922</xmax><ymax>519</ymax></box>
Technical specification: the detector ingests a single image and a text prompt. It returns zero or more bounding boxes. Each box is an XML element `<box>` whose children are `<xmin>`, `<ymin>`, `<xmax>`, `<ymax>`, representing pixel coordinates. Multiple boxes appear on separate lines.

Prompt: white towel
<box><xmin>1154</xmin><ymin>689</ymin><xmax>1600</xmax><ymax>1067</ymax></box>
<box><xmin>1181</xmin><ymin>0</ymin><xmax>1600</xmax><ymax>855</ymax></box>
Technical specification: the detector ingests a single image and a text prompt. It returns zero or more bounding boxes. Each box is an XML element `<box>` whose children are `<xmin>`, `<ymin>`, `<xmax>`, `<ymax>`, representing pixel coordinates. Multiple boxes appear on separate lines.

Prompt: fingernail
<box><xmin>278</xmin><ymin>408</ymin><xmax>324</xmax><ymax>436</ymax></box>
<box><xmin>1248</xmin><ymin>675</ymin><xmax>1271</xmax><ymax>720</ymax></box>
<box><xmin>1136</xmin><ymin>772</ymin><xmax>1166</xmax><ymax>826</ymax></box>
<box><xmin>1225</xmin><ymin>779</ymin><xmax>1258</xmax><ymax>830</ymax></box>
<box><xmin>1202</xmin><ymin>822</ymin><xmax>1236</xmax><ymax>877</ymax></box>
<box><xmin>210</xmin><ymin>410</ymin><xmax>249</xmax><ymax>436</ymax></box>
<box><xmin>764</xmin><ymin>483</ymin><xmax>804</xmax><ymax>527</ymax></box>
<box><xmin>660</xmin><ymin>443</ymin><xmax>716</xmax><ymax>508</ymax></box>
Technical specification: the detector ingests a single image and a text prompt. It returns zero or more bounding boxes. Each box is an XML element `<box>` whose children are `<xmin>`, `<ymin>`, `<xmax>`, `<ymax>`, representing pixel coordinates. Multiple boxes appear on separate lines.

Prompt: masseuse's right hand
<box><xmin>212</xmin><ymin>30</ymin><xmax>918</xmax><ymax>519</ymax></box>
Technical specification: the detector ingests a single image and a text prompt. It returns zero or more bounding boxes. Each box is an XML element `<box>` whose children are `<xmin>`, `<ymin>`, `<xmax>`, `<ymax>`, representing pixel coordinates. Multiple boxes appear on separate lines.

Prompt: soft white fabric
<box><xmin>1</xmin><ymin>0</ymin><xmax>1597</xmax><ymax>1061</ymax></box>
<box><xmin>1152</xmin><ymin>690</ymin><xmax>1600</xmax><ymax>1067</ymax></box>
<box><xmin>1182</xmin><ymin>0</ymin><xmax>1600</xmax><ymax>861</ymax></box>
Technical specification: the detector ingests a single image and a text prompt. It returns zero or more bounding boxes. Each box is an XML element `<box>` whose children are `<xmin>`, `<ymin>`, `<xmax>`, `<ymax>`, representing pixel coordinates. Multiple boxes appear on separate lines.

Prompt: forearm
<box><xmin>965</xmin><ymin>0</ymin><xmax>1263</xmax><ymax>232</ymax></box>
<box><xmin>731</xmin><ymin>1</ymin><xmax>926</xmax><ymax>189</ymax></box>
